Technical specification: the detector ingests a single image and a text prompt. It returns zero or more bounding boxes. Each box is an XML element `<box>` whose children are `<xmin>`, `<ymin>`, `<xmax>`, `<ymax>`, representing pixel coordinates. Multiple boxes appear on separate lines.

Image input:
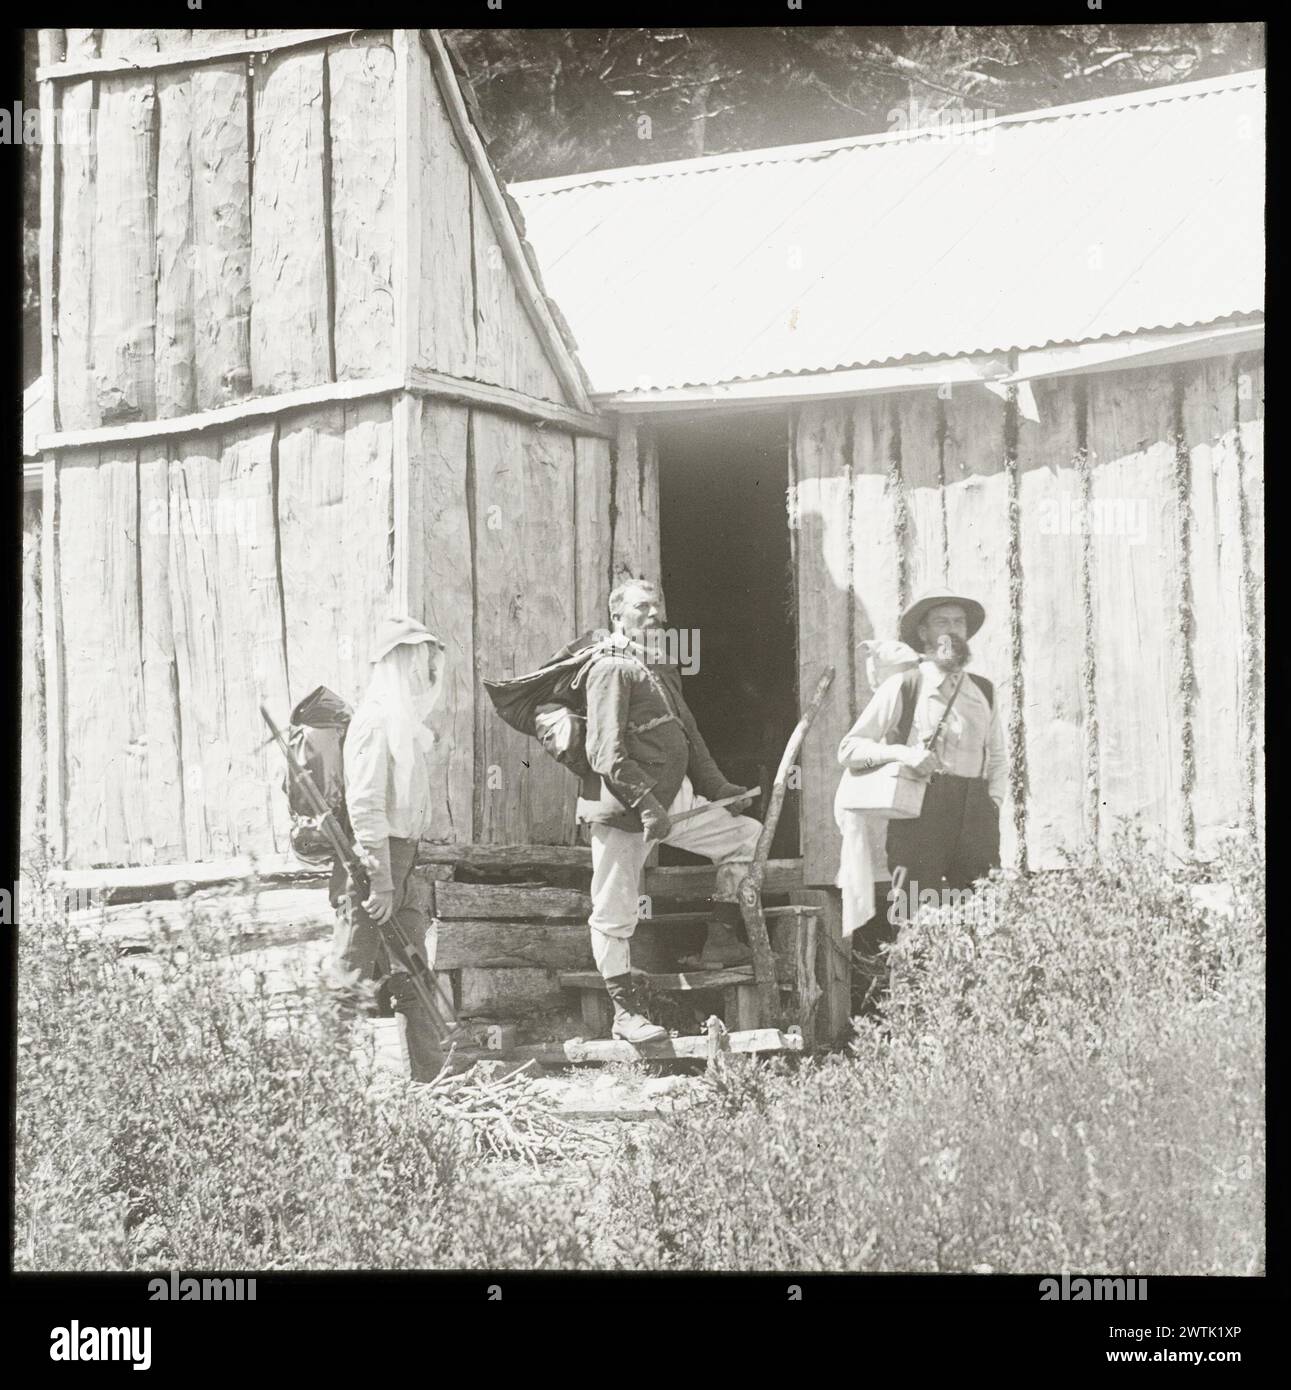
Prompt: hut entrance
<box><xmin>655</xmin><ymin>410</ymin><xmax>800</xmax><ymax>858</ymax></box>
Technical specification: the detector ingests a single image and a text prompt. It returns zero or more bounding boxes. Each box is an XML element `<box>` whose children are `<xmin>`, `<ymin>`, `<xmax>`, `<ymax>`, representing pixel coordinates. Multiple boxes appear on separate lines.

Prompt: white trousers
<box><xmin>588</xmin><ymin>776</ymin><xmax>763</xmax><ymax>978</ymax></box>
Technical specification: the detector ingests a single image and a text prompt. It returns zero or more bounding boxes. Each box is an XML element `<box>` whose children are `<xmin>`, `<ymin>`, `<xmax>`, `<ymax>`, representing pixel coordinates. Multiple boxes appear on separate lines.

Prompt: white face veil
<box><xmin>362</xmin><ymin>638</ymin><xmax>446</xmax><ymax>810</ymax></box>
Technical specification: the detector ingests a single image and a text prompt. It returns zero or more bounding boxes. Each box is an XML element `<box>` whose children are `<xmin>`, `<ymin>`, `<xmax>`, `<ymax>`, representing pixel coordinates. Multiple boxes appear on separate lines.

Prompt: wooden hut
<box><xmin>25</xmin><ymin>36</ymin><xmax>1264</xmax><ymax>1049</ymax></box>
<box><xmin>511</xmin><ymin>68</ymin><xmax>1266</xmax><ymax>887</ymax></box>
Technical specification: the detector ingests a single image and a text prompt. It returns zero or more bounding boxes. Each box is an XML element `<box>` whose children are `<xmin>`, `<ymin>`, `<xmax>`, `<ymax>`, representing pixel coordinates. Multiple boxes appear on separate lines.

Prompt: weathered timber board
<box><xmin>191</xmin><ymin>62</ymin><xmax>252</xmax><ymax>407</ymax></box>
<box><xmin>67</xmin><ymin>886</ymin><xmax>334</xmax><ymax>949</ymax></box>
<box><xmin>21</xmin><ymin>495</ymin><xmax>45</xmax><ymax>858</ymax></box>
<box><xmin>559</xmin><ymin>968</ymin><xmax>755</xmax><ymax>992</ymax></box>
<box><xmin>1182</xmin><ymin>355</ymin><xmax>1245</xmax><ymax>855</ymax></box>
<box><xmin>58</xmin><ymin>448</ymin><xmax>148</xmax><ymax>865</ymax></box>
<box><xmin>435</xmin><ymin>922</ymin><xmax>594</xmax><ymax>972</ymax></box>
<box><xmin>92</xmin><ymin>75</ymin><xmax>157</xmax><ymax>422</ymax></box>
<box><xmin>433</xmin><ymin>882</ymin><xmax>592</xmax><ymax>921</ymax></box>
<box><xmin>329</xmin><ymin>37</ymin><xmax>396</xmax><ymax>380</ymax></box>
<box><xmin>1086</xmin><ymin>367</ymin><xmax>1183</xmax><ymax>857</ymax></box>
<box><xmin>215</xmin><ymin>424</ymin><xmax>293</xmax><ymax>856</ymax></box>
<box><xmin>1235</xmin><ymin>352</ymin><xmax>1264</xmax><ymax>833</ymax></box>
<box><xmin>470</xmin><ymin>175</ymin><xmax>567</xmax><ymax>403</ymax></box>
<box><xmin>643</xmin><ymin>859</ymin><xmax>804</xmax><ymax>899</ymax></box>
<box><xmin>793</xmin><ymin>401</ymin><xmax>855</xmax><ymax>885</ymax></box>
<box><xmin>408</xmin><ymin>399</ymin><xmax>475</xmax><ymax>841</ymax></box>
<box><xmin>154</xmin><ymin>69</ymin><xmax>195</xmax><ymax>417</ymax></box>
<box><xmin>250</xmin><ymin>47</ymin><xmax>330</xmax><ymax>393</ymax></box>
<box><xmin>610</xmin><ymin>417</ymin><xmax>661</xmax><ymax>586</ymax></box>
<box><xmin>167</xmin><ymin>437</ymin><xmax>230</xmax><ymax>857</ymax></box>
<box><xmin>574</xmin><ymin>434</ymin><xmax>613</xmax><ymax>634</ymax></box>
<box><xmin>138</xmin><ymin>443</ymin><xmax>186</xmax><ymax>860</ymax></box>
<box><xmin>457</xmin><ymin>966</ymin><xmax>566</xmax><ymax>1019</ymax></box>
<box><xmin>941</xmin><ymin>385</ymin><xmax>1016</xmax><ymax>864</ymax></box>
<box><xmin>900</xmin><ymin>389</ymin><xmax>948</xmax><ymax>604</ymax></box>
<box><xmin>471</xmin><ymin>411</ymin><xmax>578</xmax><ymax>844</ymax></box>
<box><xmin>850</xmin><ymin>395</ymin><xmax>904</xmax><ymax>651</ymax></box>
<box><xmin>57</xmin><ymin>77</ymin><xmax>98</xmax><ymax>429</ymax></box>
<box><xmin>1017</xmin><ymin>376</ymin><xmax>1087</xmax><ymax>865</ymax></box>
<box><xmin>276</xmin><ymin>400</ymin><xmax>394</xmax><ymax>708</ymax></box>
<box><xmin>415</xmin><ymin>37</ymin><xmax>476</xmax><ymax>379</ymax></box>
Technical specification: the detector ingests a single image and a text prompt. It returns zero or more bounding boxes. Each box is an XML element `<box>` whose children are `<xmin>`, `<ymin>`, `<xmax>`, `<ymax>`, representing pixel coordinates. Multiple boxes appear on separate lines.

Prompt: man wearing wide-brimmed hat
<box><xmin>836</xmin><ymin>587</ymin><xmax>1005</xmax><ymax>974</ymax></box>
<box><xmin>329</xmin><ymin>615</ymin><xmax>451</xmax><ymax>1078</ymax></box>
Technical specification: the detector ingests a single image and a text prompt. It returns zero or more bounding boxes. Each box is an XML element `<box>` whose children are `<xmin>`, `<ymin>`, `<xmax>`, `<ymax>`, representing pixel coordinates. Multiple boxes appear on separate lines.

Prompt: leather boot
<box><xmin>699</xmin><ymin>901</ymin><xmax>753</xmax><ymax>968</ymax></box>
<box><xmin>604</xmin><ymin>974</ymin><xmax>668</xmax><ymax>1043</ymax></box>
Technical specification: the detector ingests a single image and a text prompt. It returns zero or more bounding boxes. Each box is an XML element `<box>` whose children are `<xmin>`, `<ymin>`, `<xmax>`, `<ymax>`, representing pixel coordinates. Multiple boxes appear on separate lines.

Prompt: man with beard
<box><xmin>838</xmin><ymin>589</ymin><xmax>1005</xmax><ymax>979</ymax></box>
<box><xmin>578</xmin><ymin>578</ymin><xmax>759</xmax><ymax>1042</ymax></box>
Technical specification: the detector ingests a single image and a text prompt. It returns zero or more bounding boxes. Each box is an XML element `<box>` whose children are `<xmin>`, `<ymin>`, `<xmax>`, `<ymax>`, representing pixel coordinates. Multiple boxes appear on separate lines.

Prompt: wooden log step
<box><xmin>439</xmin><ymin>1028</ymin><xmax>804</xmax><ymax>1067</ymax></box>
<box><xmin>642</xmin><ymin>859</ymin><xmax>803</xmax><ymax>898</ymax></box>
<box><xmin>435</xmin><ymin>921</ymin><xmax>593</xmax><ymax>971</ymax></box>
<box><xmin>433</xmin><ymin>882</ymin><xmax>590</xmax><ymax>921</ymax></box>
<box><xmin>558</xmin><ymin>967</ymin><xmax>754</xmax><ymax>992</ymax></box>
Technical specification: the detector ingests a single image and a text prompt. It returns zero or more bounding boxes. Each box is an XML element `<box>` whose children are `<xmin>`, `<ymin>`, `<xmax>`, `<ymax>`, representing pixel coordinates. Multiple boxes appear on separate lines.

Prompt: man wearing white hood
<box><xmin>331</xmin><ymin>615</ymin><xmax>447</xmax><ymax>1078</ymax></box>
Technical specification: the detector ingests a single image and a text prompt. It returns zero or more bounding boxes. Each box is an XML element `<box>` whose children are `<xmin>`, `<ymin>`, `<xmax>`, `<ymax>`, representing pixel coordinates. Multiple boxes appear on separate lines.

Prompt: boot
<box><xmin>698</xmin><ymin>901</ymin><xmax>753</xmax><ymax>968</ymax></box>
<box><xmin>604</xmin><ymin>974</ymin><xmax>668</xmax><ymax>1043</ymax></box>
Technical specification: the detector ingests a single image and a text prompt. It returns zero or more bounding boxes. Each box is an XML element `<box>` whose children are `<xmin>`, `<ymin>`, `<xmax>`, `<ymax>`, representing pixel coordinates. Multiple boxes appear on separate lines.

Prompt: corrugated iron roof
<box><xmin>510</xmin><ymin>70</ymin><xmax>1265</xmax><ymax>396</ymax></box>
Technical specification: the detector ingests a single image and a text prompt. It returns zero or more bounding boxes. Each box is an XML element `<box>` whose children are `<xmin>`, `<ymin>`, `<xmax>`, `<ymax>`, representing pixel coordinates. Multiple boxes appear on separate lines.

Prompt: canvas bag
<box><xmin>836</xmin><ymin>669</ymin><xmax>967</xmax><ymax>819</ymax></box>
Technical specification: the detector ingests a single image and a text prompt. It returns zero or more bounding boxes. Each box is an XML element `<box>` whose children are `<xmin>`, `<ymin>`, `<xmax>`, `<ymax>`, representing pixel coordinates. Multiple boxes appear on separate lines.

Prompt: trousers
<box><xmin>329</xmin><ymin>836</ymin><xmax>442</xmax><ymax>1080</ymax></box>
<box><xmin>587</xmin><ymin>776</ymin><xmax>762</xmax><ymax>978</ymax></box>
<box><xmin>885</xmin><ymin>773</ymin><xmax>1000</xmax><ymax>899</ymax></box>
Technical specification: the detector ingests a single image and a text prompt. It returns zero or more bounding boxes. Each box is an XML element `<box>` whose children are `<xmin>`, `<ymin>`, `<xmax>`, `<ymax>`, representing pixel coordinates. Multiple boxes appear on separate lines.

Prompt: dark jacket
<box><xmin>576</xmin><ymin>650</ymin><xmax>737</xmax><ymax>829</ymax></box>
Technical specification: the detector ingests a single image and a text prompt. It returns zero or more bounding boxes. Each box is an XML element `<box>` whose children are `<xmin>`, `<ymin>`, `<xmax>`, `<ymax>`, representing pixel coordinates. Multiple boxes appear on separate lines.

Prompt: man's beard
<box><xmin>928</xmin><ymin>633</ymin><xmax>971</xmax><ymax>671</ymax></box>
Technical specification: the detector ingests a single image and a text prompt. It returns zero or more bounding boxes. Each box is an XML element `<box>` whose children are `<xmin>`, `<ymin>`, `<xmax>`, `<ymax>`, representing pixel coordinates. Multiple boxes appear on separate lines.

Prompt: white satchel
<box><xmin>835</xmin><ymin>673</ymin><xmax>965</xmax><ymax>820</ymax></box>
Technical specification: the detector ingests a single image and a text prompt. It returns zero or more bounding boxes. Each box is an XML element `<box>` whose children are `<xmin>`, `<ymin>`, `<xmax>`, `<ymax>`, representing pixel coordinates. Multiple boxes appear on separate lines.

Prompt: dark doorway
<box><xmin>655</xmin><ymin>410</ymin><xmax>800</xmax><ymax>860</ymax></box>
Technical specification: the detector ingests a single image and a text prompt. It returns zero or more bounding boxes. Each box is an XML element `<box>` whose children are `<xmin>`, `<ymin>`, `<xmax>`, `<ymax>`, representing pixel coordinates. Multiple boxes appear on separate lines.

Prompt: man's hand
<box><xmin>639</xmin><ymin>794</ymin><xmax>673</xmax><ymax>844</ymax></box>
<box><xmin>363</xmin><ymin>888</ymin><xmax>395</xmax><ymax>924</ymax></box>
<box><xmin>719</xmin><ymin>785</ymin><xmax>755</xmax><ymax>815</ymax></box>
<box><xmin>901</xmin><ymin>747</ymin><xmax>938</xmax><ymax>778</ymax></box>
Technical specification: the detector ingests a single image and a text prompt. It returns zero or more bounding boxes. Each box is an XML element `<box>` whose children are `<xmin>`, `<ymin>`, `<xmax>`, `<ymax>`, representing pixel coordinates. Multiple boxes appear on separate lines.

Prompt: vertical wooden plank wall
<box><xmin>330</xmin><ymin>37</ymin><xmax>396</xmax><ymax>379</ymax></box>
<box><xmin>792</xmin><ymin>403</ymin><xmax>853</xmax><ymax>887</ymax></box>
<box><xmin>470</xmin><ymin>412</ymin><xmax>579</xmax><ymax>844</ymax></box>
<box><xmin>21</xmin><ymin>497</ymin><xmax>46</xmax><ymax>860</ymax></box>
<box><xmin>1017</xmin><ymin>378</ymin><xmax>1087</xmax><ymax>862</ymax></box>
<box><xmin>794</xmin><ymin>355</ymin><xmax>1264</xmax><ymax>881</ymax></box>
<box><xmin>409</xmin><ymin>399</ymin><xmax>475</xmax><ymax>842</ymax></box>
<box><xmin>276</xmin><ymin>401</ymin><xmax>395</xmax><ymax>707</ymax></box>
<box><xmin>191</xmin><ymin>61</ymin><xmax>252</xmax><ymax>407</ymax></box>
<box><xmin>1085</xmin><ymin>372</ymin><xmax>1184</xmax><ymax>856</ymax></box>
<box><xmin>250</xmin><ymin>48</ymin><xmax>331</xmax><ymax>392</ymax></box>
<box><xmin>138</xmin><ymin>444</ymin><xmax>187</xmax><ymax>861</ymax></box>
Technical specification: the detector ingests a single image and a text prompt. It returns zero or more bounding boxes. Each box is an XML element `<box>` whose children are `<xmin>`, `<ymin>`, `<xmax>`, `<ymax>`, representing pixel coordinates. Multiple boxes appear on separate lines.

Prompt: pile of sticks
<box><xmin>412</xmin><ymin>1056</ymin><xmax>614</xmax><ymax>1166</ymax></box>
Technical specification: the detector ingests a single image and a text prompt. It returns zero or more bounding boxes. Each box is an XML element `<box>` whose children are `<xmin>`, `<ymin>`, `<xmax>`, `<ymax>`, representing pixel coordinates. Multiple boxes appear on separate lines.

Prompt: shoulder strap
<box><xmin>892</xmin><ymin>667</ymin><xmax>922</xmax><ymax>746</ymax></box>
<box><xmin>969</xmin><ymin>672</ymin><xmax>994</xmax><ymax>709</ymax></box>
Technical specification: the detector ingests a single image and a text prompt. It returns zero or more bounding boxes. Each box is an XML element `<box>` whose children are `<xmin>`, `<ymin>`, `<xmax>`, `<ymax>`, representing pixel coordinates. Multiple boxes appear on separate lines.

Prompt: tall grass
<box><xmin>602</xmin><ymin>831</ymin><xmax>1265</xmax><ymax>1273</ymax></box>
<box><xmin>17</xmin><ymin>830</ymin><xmax>1263</xmax><ymax>1273</ymax></box>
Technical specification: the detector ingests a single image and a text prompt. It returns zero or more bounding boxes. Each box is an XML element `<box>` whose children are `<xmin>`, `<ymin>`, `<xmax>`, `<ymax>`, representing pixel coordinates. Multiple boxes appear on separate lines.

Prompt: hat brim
<box><xmin>899</xmin><ymin>596</ymin><xmax>985</xmax><ymax>649</ymax></box>
<box><xmin>370</xmin><ymin>631</ymin><xmax>445</xmax><ymax>664</ymax></box>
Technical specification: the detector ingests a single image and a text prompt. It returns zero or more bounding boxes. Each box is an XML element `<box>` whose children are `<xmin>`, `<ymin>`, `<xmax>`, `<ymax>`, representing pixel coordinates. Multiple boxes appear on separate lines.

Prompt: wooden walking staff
<box><xmin>738</xmin><ymin>666</ymin><xmax>836</xmax><ymax>1027</ymax></box>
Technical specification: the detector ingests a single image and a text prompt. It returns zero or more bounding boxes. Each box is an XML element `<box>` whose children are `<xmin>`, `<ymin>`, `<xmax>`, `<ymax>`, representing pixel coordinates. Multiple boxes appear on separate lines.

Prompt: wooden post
<box><xmin>790</xmin><ymin>887</ymin><xmax>850</xmax><ymax>1044</ymax></box>
<box><xmin>738</xmin><ymin>665</ymin><xmax>835</xmax><ymax>1027</ymax></box>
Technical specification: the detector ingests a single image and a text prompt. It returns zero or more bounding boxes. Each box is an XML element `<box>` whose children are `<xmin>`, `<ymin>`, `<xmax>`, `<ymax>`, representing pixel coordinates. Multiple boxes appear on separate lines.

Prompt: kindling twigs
<box><xmin>411</xmin><ymin>1057</ymin><xmax>614</xmax><ymax>1166</ymax></box>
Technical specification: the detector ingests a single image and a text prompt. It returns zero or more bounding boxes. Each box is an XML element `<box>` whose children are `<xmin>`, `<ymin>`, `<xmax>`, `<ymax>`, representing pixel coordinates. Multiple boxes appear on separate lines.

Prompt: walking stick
<box><xmin>737</xmin><ymin>666</ymin><xmax>836</xmax><ymax>1028</ymax></box>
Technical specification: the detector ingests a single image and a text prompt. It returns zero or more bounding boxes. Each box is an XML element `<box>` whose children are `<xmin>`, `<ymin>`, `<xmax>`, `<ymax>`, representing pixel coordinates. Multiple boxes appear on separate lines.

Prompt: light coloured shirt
<box><xmin>344</xmin><ymin>704</ymin><xmax>436</xmax><ymax>889</ymax></box>
<box><xmin>837</xmin><ymin>659</ymin><xmax>1007</xmax><ymax>806</ymax></box>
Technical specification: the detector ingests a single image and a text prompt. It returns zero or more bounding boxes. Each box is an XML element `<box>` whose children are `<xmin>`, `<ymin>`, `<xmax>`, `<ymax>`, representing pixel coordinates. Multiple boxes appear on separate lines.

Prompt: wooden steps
<box><xmin>437</xmin><ymin>1027</ymin><xmax>804</xmax><ymax>1068</ymax></box>
<box><xmin>558</xmin><ymin>967</ymin><xmax>754</xmax><ymax>992</ymax></box>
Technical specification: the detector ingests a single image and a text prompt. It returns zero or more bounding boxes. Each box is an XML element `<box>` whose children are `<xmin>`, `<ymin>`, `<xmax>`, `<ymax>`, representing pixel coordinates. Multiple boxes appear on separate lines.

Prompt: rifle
<box><xmin>259</xmin><ymin>701</ymin><xmax>455</xmax><ymax>1044</ymax></box>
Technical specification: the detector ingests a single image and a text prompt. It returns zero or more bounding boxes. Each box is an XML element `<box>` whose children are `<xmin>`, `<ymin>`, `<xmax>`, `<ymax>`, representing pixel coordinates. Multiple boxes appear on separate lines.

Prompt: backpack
<box><xmin>483</xmin><ymin>632</ymin><xmax>617</xmax><ymax>779</ymax></box>
<box><xmin>891</xmin><ymin>667</ymin><xmax>994</xmax><ymax>745</ymax></box>
<box><xmin>283</xmin><ymin>685</ymin><xmax>354</xmax><ymax>865</ymax></box>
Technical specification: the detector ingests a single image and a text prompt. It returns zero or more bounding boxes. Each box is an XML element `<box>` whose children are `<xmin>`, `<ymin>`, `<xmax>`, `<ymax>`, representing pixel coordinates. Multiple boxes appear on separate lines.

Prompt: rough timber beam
<box><xmin>32</xmin><ymin>372</ymin><xmax>610</xmax><ymax>457</ymax></box>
